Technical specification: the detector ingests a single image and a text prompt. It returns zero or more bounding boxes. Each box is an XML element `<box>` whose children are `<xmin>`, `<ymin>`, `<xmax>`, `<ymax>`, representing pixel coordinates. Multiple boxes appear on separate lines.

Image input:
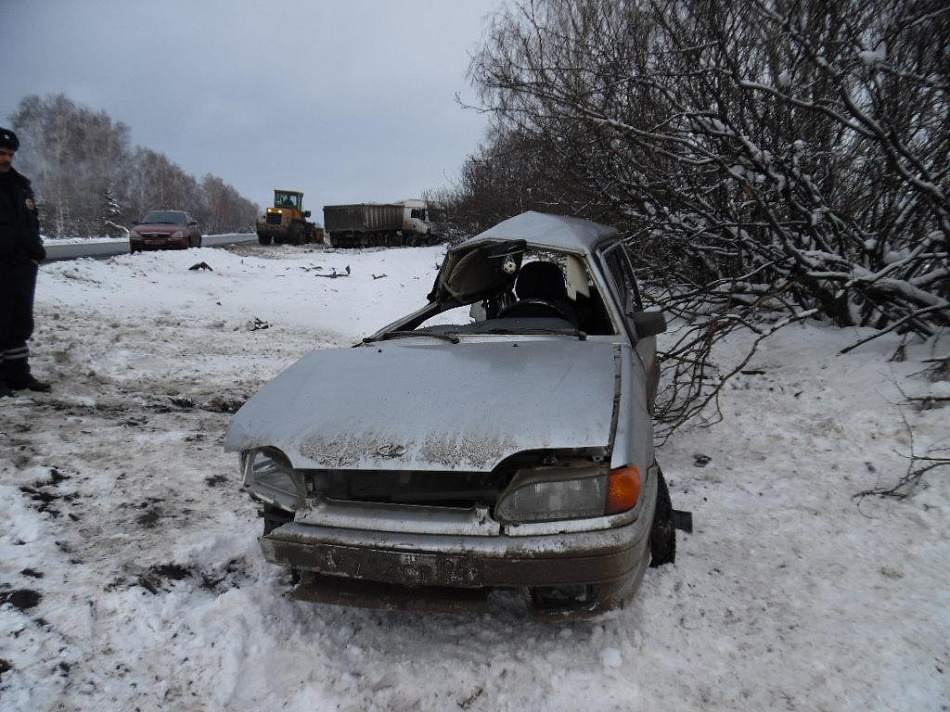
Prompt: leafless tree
<box><xmin>462</xmin><ymin>0</ymin><xmax>949</xmax><ymax>435</ymax></box>
<box><xmin>10</xmin><ymin>93</ymin><xmax>258</xmax><ymax>236</ymax></box>
<box><xmin>199</xmin><ymin>174</ymin><xmax>259</xmax><ymax>234</ymax></box>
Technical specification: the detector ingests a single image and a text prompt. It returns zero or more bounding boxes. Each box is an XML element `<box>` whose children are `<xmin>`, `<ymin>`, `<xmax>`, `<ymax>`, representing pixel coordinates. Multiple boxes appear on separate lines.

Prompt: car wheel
<box><xmin>649</xmin><ymin>467</ymin><xmax>676</xmax><ymax>567</ymax></box>
<box><xmin>292</xmin><ymin>223</ymin><xmax>305</xmax><ymax>245</ymax></box>
<box><xmin>258</xmin><ymin>234</ymin><xmax>273</xmax><ymax>246</ymax></box>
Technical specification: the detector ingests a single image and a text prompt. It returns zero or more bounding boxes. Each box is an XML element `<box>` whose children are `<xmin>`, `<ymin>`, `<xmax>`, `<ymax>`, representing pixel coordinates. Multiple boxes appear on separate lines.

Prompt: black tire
<box><xmin>196</xmin><ymin>235</ymin><xmax>203</xmax><ymax>248</ymax></box>
<box><xmin>257</xmin><ymin>233</ymin><xmax>273</xmax><ymax>246</ymax></box>
<box><xmin>649</xmin><ymin>467</ymin><xmax>676</xmax><ymax>567</ymax></box>
<box><xmin>292</xmin><ymin>223</ymin><xmax>305</xmax><ymax>245</ymax></box>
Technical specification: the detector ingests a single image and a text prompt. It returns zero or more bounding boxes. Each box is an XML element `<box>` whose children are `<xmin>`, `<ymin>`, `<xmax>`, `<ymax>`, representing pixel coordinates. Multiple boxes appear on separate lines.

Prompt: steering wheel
<box><xmin>497</xmin><ymin>299</ymin><xmax>570</xmax><ymax>322</ymax></box>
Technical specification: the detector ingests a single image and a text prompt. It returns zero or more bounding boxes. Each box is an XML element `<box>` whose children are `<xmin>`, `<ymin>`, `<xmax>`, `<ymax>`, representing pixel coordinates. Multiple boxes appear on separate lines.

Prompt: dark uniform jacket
<box><xmin>0</xmin><ymin>167</ymin><xmax>45</xmax><ymax>265</ymax></box>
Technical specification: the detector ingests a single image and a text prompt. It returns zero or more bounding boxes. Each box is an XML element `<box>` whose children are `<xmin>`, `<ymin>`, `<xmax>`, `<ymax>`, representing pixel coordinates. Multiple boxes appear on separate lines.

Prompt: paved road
<box><xmin>44</xmin><ymin>233</ymin><xmax>258</xmax><ymax>262</ymax></box>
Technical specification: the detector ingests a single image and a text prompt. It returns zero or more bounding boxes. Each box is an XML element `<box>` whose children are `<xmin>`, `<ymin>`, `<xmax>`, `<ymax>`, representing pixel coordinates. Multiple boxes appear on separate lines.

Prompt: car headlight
<box><xmin>241</xmin><ymin>448</ymin><xmax>305</xmax><ymax>512</ymax></box>
<box><xmin>171</xmin><ymin>230</ymin><xmax>185</xmax><ymax>239</ymax></box>
<box><xmin>495</xmin><ymin>461</ymin><xmax>641</xmax><ymax>524</ymax></box>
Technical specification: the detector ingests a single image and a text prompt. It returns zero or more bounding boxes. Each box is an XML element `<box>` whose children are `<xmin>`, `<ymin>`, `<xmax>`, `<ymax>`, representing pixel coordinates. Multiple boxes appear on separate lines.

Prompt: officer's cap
<box><xmin>0</xmin><ymin>128</ymin><xmax>20</xmax><ymax>152</ymax></box>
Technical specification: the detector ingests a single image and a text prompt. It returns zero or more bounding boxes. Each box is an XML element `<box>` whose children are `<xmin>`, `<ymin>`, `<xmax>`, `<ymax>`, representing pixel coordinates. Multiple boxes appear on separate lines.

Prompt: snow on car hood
<box><xmin>225</xmin><ymin>338</ymin><xmax>619</xmax><ymax>472</ymax></box>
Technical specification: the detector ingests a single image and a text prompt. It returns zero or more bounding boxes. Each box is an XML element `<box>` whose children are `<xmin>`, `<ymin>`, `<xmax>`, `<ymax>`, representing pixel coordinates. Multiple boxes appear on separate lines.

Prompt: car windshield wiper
<box><xmin>363</xmin><ymin>330</ymin><xmax>460</xmax><ymax>345</ymax></box>
<box><xmin>484</xmin><ymin>327</ymin><xmax>587</xmax><ymax>341</ymax></box>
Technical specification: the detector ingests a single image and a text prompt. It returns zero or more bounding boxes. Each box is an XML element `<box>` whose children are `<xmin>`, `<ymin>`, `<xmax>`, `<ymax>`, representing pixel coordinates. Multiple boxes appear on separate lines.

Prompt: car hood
<box><xmin>225</xmin><ymin>338</ymin><xmax>619</xmax><ymax>472</ymax></box>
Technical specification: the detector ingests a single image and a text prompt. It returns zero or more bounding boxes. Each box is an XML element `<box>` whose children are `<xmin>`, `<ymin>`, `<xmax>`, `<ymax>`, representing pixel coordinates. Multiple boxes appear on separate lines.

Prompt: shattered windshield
<box><xmin>409</xmin><ymin>244</ymin><xmax>615</xmax><ymax>337</ymax></box>
<box><xmin>431</xmin><ymin>239</ymin><xmax>526</xmax><ymax>302</ymax></box>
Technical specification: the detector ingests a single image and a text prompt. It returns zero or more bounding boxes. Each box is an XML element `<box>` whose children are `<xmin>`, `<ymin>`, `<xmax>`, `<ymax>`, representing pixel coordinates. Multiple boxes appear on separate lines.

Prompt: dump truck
<box><xmin>256</xmin><ymin>190</ymin><xmax>323</xmax><ymax>245</ymax></box>
<box><xmin>322</xmin><ymin>199</ymin><xmax>439</xmax><ymax>248</ymax></box>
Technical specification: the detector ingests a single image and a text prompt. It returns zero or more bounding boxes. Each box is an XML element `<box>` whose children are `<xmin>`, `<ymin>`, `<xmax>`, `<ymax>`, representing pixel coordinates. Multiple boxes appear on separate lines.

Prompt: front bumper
<box><xmin>260</xmin><ymin>510</ymin><xmax>652</xmax><ymax>614</ymax></box>
<box><xmin>256</xmin><ymin>224</ymin><xmax>289</xmax><ymax>237</ymax></box>
<box><xmin>264</xmin><ymin>519</ymin><xmax>650</xmax><ymax>587</ymax></box>
<box><xmin>131</xmin><ymin>236</ymin><xmax>188</xmax><ymax>249</ymax></box>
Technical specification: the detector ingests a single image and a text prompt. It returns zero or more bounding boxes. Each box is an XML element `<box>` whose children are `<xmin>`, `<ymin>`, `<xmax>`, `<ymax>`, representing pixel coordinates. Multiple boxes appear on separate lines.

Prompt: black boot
<box><xmin>4</xmin><ymin>359</ymin><xmax>51</xmax><ymax>393</ymax></box>
<box><xmin>10</xmin><ymin>374</ymin><xmax>51</xmax><ymax>392</ymax></box>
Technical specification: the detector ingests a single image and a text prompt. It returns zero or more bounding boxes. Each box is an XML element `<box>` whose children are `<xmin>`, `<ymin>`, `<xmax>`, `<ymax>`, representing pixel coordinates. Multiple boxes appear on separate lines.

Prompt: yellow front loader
<box><xmin>256</xmin><ymin>190</ymin><xmax>323</xmax><ymax>245</ymax></box>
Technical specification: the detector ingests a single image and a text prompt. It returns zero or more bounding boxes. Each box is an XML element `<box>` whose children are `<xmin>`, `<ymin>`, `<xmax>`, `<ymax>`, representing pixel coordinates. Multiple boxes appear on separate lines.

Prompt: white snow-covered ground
<box><xmin>1</xmin><ymin>243</ymin><xmax>948</xmax><ymax>711</ymax></box>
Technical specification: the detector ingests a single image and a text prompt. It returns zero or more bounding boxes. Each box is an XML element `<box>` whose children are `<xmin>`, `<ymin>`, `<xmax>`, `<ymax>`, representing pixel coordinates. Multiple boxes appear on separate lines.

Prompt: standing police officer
<box><xmin>0</xmin><ymin>127</ymin><xmax>50</xmax><ymax>395</ymax></box>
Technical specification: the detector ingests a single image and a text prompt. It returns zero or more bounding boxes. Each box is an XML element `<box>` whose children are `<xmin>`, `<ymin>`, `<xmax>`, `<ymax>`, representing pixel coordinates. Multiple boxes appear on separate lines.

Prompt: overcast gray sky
<box><xmin>1</xmin><ymin>0</ymin><xmax>503</xmax><ymax>211</ymax></box>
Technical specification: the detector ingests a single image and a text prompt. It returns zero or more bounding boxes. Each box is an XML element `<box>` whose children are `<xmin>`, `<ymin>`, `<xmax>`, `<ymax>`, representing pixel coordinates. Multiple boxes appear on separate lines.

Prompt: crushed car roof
<box><xmin>460</xmin><ymin>211</ymin><xmax>618</xmax><ymax>256</ymax></box>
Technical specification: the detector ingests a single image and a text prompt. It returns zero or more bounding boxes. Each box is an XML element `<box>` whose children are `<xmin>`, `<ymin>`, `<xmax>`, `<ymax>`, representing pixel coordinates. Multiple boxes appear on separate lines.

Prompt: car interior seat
<box><xmin>503</xmin><ymin>261</ymin><xmax>578</xmax><ymax>325</ymax></box>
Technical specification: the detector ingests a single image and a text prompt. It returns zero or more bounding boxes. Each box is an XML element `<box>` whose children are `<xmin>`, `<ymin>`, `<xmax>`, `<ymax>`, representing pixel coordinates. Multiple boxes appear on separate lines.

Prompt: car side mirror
<box><xmin>630</xmin><ymin>310</ymin><xmax>667</xmax><ymax>337</ymax></box>
<box><xmin>304</xmin><ymin>210</ymin><xmax>311</xmax><ymax>218</ymax></box>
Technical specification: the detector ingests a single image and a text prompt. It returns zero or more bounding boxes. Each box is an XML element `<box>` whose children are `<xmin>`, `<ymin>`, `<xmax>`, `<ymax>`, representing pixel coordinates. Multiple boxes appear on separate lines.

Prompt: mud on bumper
<box><xmin>260</xmin><ymin>519</ymin><xmax>651</xmax><ymax>615</ymax></box>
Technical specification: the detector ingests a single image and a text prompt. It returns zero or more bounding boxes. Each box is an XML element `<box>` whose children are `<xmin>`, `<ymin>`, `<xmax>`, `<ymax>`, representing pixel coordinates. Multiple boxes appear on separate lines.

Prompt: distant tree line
<box><xmin>8</xmin><ymin>94</ymin><xmax>259</xmax><ymax>237</ymax></box>
<box><xmin>435</xmin><ymin>0</ymin><xmax>949</xmax><ymax>433</ymax></box>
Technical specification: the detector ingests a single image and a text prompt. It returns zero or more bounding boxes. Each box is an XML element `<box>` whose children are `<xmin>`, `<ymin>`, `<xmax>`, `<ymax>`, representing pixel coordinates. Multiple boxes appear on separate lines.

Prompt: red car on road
<box><xmin>130</xmin><ymin>210</ymin><xmax>202</xmax><ymax>252</ymax></box>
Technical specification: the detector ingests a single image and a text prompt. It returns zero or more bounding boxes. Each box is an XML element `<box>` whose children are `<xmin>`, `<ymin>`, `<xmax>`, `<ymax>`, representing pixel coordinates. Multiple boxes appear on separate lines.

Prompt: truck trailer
<box><xmin>323</xmin><ymin>200</ymin><xmax>440</xmax><ymax>248</ymax></box>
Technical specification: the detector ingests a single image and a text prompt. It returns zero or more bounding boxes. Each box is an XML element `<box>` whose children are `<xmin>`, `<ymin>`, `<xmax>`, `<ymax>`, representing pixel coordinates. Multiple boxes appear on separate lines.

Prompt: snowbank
<box><xmin>0</xmin><ymin>243</ymin><xmax>947</xmax><ymax>711</ymax></box>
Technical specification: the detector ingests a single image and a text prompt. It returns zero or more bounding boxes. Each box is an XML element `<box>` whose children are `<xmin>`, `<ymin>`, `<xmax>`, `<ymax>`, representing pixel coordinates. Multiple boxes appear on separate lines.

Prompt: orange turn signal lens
<box><xmin>606</xmin><ymin>466</ymin><xmax>641</xmax><ymax>514</ymax></box>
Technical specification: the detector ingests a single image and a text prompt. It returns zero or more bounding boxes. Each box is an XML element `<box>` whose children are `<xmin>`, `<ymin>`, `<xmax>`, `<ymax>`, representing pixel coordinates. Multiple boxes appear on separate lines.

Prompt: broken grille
<box><xmin>304</xmin><ymin>469</ymin><xmax>509</xmax><ymax>509</ymax></box>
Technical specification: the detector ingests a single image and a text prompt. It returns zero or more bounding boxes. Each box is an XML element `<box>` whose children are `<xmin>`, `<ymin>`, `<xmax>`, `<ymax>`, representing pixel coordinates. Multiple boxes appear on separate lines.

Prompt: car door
<box><xmin>599</xmin><ymin>242</ymin><xmax>661</xmax><ymax>411</ymax></box>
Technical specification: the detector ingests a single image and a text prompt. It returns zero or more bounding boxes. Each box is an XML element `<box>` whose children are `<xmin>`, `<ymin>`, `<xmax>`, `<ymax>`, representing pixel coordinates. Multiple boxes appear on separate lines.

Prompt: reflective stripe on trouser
<box><xmin>2</xmin><ymin>346</ymin><xmax>33</xmax><ymax>384</ymax></box>
<box><xmin>1</xmin><ymin>345</ymin><xmax>30</xmax><ymax>362</ymax></box>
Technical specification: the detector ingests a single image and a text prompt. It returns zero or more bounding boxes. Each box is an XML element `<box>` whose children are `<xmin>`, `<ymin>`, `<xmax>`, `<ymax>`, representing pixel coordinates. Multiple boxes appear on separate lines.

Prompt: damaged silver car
<box><xmin>225</xmin><ymin>211</ymin><xmax>675</xmax><ymax>616</ymax></box>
